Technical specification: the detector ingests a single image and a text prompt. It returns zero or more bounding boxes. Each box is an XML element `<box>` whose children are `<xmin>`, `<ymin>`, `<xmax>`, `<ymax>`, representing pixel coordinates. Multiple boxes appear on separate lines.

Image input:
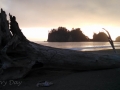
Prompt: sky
<box><xmin>1</xmin><ymin>0</ymin><xmax>120</xmax><ymax>41</ymax></box>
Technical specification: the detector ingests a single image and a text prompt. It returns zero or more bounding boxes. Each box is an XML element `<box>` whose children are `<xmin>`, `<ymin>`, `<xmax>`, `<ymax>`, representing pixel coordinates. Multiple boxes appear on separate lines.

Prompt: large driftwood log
<box><xmin>0</xmin><ymin>9</ymin><xmax>120</xmax><ymax>80</ymax></box>
<box><xmin>29</xmin><ymin>42</ymin><xmax>120</xmax><ymax>70</ymax></box>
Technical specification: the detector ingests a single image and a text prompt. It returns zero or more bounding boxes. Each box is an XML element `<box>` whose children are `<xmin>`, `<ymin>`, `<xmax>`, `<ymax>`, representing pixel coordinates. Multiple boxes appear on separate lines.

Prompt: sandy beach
<box><xmin>1</xmin><ymin>49</ymin><xmax>120</xmax><ymax>90</ymax></box>
<box><xmin>1</xmin><ymin>67</ymin><xmax>120</xmax><ymax>90</ymax></box>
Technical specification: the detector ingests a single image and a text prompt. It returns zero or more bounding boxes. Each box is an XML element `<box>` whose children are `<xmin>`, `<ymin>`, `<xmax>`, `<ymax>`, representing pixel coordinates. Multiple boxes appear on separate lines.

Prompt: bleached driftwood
<box><xmin>0</xmin><ymin>9</ymin><xmax>36</xmax><ymax>80</ymax></box>
<box><xmin>30</xmin><ymin>42</ymin><xmax>120</xmax><ymax>70</ymax></box>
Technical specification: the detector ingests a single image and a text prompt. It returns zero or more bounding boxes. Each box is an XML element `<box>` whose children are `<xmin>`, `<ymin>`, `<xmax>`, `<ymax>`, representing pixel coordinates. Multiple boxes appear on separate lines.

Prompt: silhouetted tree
<box><xmin>47</xmin><ymin>27</ymin><xmax>69</xmax><ymax>42</ymax></box>
<box><xmin>93</xmin><ymin>32</ymin><xmax>108</xmax><ymax>42</ymax></box>
<box><xmin>70</xmin><ymin>28</ymin><xmax>89</xmax><ymax>42</ymax></box>
<box><xmin>115</xmin><ymin>36</ymin><xmax>120</xmax><ymax>42</ymax></box>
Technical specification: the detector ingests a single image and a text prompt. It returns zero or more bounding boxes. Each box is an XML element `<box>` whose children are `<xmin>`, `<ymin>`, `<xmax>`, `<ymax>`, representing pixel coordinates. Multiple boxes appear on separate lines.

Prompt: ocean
<box><xmin>35</xmin><ymin>41</ymin><xmax>120</xmax><ymax>51</ymax></box>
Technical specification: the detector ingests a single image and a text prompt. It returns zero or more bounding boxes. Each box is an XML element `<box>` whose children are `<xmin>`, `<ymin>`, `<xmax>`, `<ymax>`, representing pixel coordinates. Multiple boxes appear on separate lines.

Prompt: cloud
<box><xmin>1</xmin><ymin>0</ymin><xmax>120</xmax><ymax>28</ymax></box>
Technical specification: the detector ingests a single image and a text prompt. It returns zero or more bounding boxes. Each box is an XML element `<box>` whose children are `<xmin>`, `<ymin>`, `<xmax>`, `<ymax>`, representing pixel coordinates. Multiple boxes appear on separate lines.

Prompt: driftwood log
<box><xmin>0</xmin><ymin>9</ymin><xmax>120</xmax><ymax>80</ymax></box>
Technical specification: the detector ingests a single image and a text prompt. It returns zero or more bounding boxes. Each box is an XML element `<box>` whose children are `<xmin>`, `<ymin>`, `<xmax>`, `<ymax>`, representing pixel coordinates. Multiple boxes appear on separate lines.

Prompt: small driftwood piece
<box><xmin>103</xmin><ymin>28</ymin><xmax>117</xmax><ymax>54</ymax></box>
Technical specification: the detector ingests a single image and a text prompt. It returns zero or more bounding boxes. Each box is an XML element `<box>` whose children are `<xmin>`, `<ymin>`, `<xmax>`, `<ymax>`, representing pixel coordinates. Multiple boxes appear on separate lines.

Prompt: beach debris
<box><xmin>103</xmin><ymin>28</ymin><xmax>117</xmax><ymax>54</ymax></box>
<box><xmin>36</xmin><ymin>81</ymin><xmax>53</xmax><ymax>87</ymax></box>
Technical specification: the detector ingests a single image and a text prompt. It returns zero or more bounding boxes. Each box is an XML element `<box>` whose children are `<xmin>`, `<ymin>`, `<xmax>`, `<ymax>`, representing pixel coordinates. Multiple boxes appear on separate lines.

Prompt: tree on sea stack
<box><xmin>115</xmin><ymin>36</ymin><xmax>120</xmax><ymax>42</ymax></box>
<box><xmin>0</xmin><ymin>9</ymin><xmax>120</xmax><ymax>80</ymax></box>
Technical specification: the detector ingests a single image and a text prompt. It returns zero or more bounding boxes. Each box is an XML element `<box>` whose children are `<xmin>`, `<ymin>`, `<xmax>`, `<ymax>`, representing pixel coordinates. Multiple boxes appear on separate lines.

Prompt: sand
<box><xmin>1</xmin><ymin>49</ymin><xmax>120</xmax><ymax>90</ymax></box>
<box><xmin>1</xmin><ymin>67</ymin><xmax>120</xmax><ymax>90</ymax></box>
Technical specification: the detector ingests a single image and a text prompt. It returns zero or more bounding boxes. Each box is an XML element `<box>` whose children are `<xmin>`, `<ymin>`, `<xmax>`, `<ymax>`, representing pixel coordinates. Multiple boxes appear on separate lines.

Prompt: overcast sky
<box><xmin>1</xmin><ymin>0</ymin><xmax>120</xmax><ymax>41</ymax></box>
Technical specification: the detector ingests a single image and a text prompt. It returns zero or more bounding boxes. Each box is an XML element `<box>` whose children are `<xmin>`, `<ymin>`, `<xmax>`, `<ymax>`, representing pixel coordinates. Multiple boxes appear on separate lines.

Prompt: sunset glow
<box><xmin>81</xmin><ymin>25</ymin><xmax>120</xmax><ymax>41</ymax></box>
<box><xmin>21</xmin><ymin>28</ymin><xmax>49</xmax><ymax>41</ymax></box>
<box><xmin>1</xmin><ymin>0</ymin><xmax>120</xmax><ymax>41</ymax></box>
<box><xmin>21</xmin><ymin>26</ymin><xmax>120</xmax><ymax>41</ymax></box>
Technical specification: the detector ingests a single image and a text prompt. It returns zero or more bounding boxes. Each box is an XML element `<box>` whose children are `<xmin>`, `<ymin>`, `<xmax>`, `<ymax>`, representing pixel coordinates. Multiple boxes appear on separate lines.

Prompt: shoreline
<box><xmin>84</xmin><ymin>49</ymin><xmax>120</xmax><ymax>55</ymax></box>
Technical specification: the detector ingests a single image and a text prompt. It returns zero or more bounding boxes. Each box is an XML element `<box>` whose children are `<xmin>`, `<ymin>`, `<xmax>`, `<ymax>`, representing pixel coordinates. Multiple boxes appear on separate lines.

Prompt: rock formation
<box><xmin>47</xmin><ymin>27</ymin><xmax>89</xmax><ymax>42</ymax></box>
